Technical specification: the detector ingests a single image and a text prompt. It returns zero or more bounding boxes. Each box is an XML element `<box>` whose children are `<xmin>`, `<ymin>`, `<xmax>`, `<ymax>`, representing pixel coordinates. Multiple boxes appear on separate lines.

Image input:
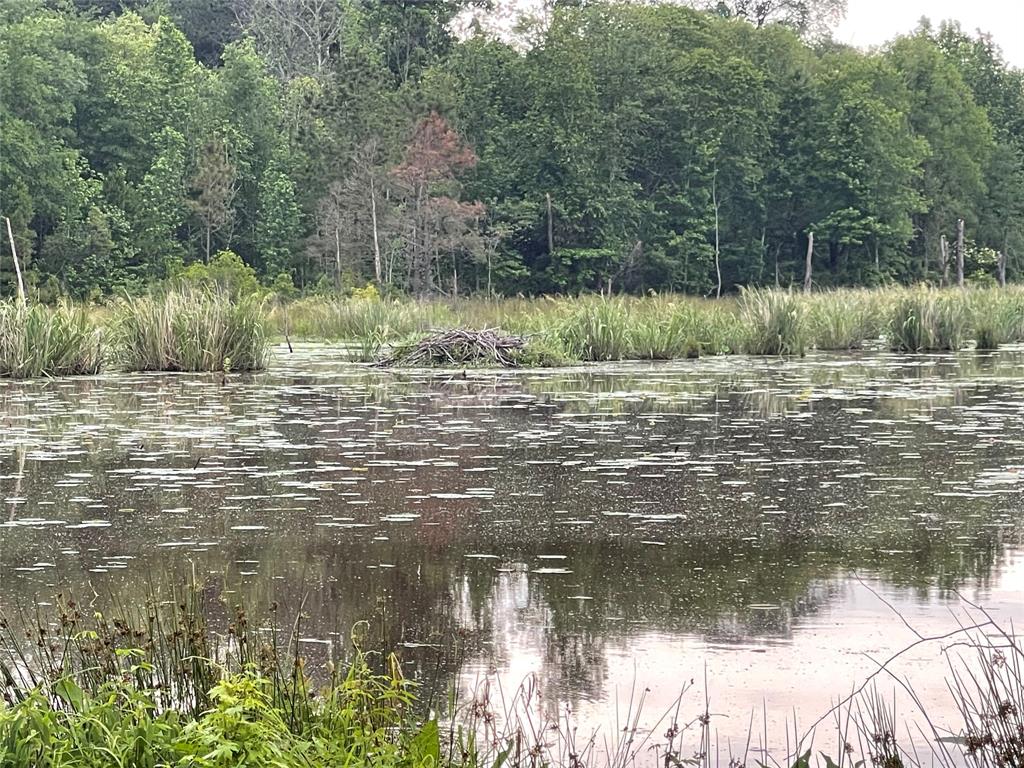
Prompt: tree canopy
<box><xmin>1</xmin><ymin>0</ymin><xmax>1022</xmax><ymax>299</ymax></box>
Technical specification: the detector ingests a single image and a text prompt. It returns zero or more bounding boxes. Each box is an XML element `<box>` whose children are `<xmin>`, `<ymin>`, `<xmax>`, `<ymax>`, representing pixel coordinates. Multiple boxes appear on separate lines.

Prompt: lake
<box><xmin>1</xmin><ymin>345</ymin><xmax>1022</xmax><ymax>760</ymax></box>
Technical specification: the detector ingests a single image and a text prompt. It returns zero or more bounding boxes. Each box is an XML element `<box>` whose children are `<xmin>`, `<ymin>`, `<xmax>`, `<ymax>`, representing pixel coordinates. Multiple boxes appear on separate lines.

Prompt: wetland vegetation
<box><xmin>1</xmin><ymin>581</ymin><xmax>1022</xmax><ymax>768</ymax></box>
<box><xmin>3</xmin><ymin>286</ymin><xmax>1024</xmax><ymax>377</ymax></box>
<box><xmin>4</xmin><ymin>0</ymin><xmax>1024</xmax><ymax>764</ymax></box>
<box><xmin>1</xmin><ymin>346</ymin><xmax>1022</xmax><ymax>766</ymax></box>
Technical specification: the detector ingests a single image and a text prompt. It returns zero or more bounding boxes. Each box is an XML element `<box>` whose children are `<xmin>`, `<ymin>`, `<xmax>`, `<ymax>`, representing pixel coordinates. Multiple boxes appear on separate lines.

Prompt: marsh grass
<box><xmin>273</xmin><ymin>286</ymin><xmax>1024</xmax><ymax>365</ymax></box>
<box><xmin>6</xmin><ymin>286</ymin><xmax>1022</xmax><ymax>379</ymax></box>
<box><xmin>739</xmin><ymin>288</ymin><xmax>807</xmax><ymax>356</ymax></box>
<box><xmin>111</xmin><ymin>288</ymin><xmax>269</xmax><ymax>372</ymax></box>
<box><xmin>0</xmin><ymin>301</ymin><xmax>102</xmax><ymax>378</ymax></box>
<box><xmin>806</xmin><ymin>289</ymin><xmax>885</xmax><ymax>350</ymax></box>
<box><xmin>276</xmin><ymin>296</ymin><xmax>452</xmax><ymax>342</ymax></box>
<box><xmin>557</xmin><ymin>297</ymin><xmax>636</xmax><ymax>361</ymax></box>
<box><xmin>887</xmin><ymin>288</ymin><xmax>971</xmax><ymax>352</ymax></box>
<box><xmin>970</xmin><ymin>287</ymin><xmax>1024</xmax><ymax>350</ymax></box>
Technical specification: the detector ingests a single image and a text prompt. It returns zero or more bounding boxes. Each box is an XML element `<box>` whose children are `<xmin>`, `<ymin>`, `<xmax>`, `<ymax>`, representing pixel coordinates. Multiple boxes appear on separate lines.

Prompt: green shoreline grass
<box><xmin>274</xmin><ymin>285</ymin><xmax>1024</xmax><ymax>365</ymax></box>
<box><xmin>1</xmin><ymin>286</ymin><xmax>1023</xmax><ymax>378</ymax></box>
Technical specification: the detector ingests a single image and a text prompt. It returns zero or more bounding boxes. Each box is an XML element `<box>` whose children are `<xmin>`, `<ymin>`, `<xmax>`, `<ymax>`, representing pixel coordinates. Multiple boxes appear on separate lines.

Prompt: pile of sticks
<box><xmin>376</xmin><ymin>328</ymin><xmax>527</xmax><ymax>368</ymax></box>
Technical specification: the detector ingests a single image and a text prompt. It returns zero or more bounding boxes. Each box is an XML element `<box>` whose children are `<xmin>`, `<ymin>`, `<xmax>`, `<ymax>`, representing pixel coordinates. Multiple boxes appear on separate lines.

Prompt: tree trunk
<box><xmin>712</xmin><ymin>170</ymin><xmax>722</xmax><ymax>299</ymax></box>
<box><xmin>956</xmin><ymin>218</ymin><xmax>965</xmax><ymax>288</ymax></box>
<box><xmin>334</xmin><ymin>226</ymin><xmax>342</xmax><ymax>291</ymax></box>
<box><xmin>803</xmin><ymin>231</ymin><xmax>814</xmax><ymax>293</ymax></box>
<box><xmin>546</xmin><ymin>193</ymin><xmax>554</xmax><ymax>258</ymax></box>
<box><xmin>4</xmin><ymin>217</ymin><xmax>26</xmax><ymax>304</ymax></box>
<box><xmin>759</xmin><ymin>227</ymin><xmax>766</xmax><ymax>282</ymax></box>
<box><xmin>370</xmin><ymin>177</ymin><xmax>382</xmax><ymax>284</ymax></box>
<box><xmin>998</xmin><ymin>250</ymin><xmax>1007</xmax><ymax>287</ymax></box>
<box><xmin>940</xmin><ymin>235</ymin><xmax>949</xmax><ymax>286</ymax></box>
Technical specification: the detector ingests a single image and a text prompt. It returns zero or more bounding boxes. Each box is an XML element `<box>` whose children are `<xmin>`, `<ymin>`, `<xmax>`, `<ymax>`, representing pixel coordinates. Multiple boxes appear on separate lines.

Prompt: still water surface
<box><xmin>1</xmin><ymin>346</ymin><xmax>1022</xmax><ymax>755</ymax></box>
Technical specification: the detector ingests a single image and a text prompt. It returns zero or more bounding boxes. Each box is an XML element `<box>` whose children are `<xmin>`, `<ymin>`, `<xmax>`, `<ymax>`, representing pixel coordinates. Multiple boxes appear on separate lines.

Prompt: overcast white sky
<box><xmin>836</xmin><ymin>0</ymin><xmax>1024</xmax><ymax>66</ymax></box>
<box><xmin>471</xmin><ymin>1</ymin><xmax>1024</xmax><ymax>67</ymax></box>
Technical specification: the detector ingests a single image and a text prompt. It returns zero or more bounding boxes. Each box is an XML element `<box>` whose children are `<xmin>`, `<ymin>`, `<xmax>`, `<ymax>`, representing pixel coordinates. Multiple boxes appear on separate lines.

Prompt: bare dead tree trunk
<box><xmin>712</xmin><ymin>169</ymin><xmax>722</xmax><ymax>299</ymax></box>
<box><xmin>956</xmin><ymin>218</ymin><xmax>965</xmax><ymax>288</ymax></box>
<box><xmin>370</xmin><ymin>177</ymin><xmax>382</xmax><ymax>284</ymax></box>
<box><xmin>4</xmin><ymin>217</ymin><xmax>26</xmax><ymax>304</ymax></box>
<box><xmin>998</xmin><ymin>250</ymin><xmax>1007</xmax><ymax>287</ymax></box>
<box><xmin>940</xmin><ymin>234</ymin><xmax>949</xmax><ymax>286</ymax></box>
<box><xmin>546</xmin><ymin>193</ymin><xmax>554</xmax><ymax>258</ymax></box>
<box><xmin>759</xmin><ymin>227</ymin><xmax>767</xmax><ymax>282</ymax></box>
<box><xmin>803</xmin><ymin>231</ymin><xmax>814</xmax><ymax>293</ymax></box>
<box><xmin>334</xmin><ymin>225</ymin><xmax>342</xmax><ymax>291</ymax></box>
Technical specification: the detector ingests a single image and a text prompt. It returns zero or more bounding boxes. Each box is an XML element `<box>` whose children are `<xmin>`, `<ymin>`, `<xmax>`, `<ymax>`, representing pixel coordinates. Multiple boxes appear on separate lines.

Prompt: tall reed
<box><xmin>739</xmin><ymin>288</ymin><xmax>807</xmax><ymax>356</ymax></box>
<box><xmin>111</xmin><ymin>288</ymin><xmax>269</xmax><ymax>372</ymax></box>
<box><xmin>0</xmin><ymin>301</ymin><xmax>102</xmax><ymax>378</ymax></box>
<box><xmin>805</xmin><ymin>289</ymin><xmax>885</xmax><ymax>350</ymax></box>
<box><xmin>887</xmin><ymin>288</ymin><xmax>970</xmax><ymax>352</ymax></box>
<box><xmin>970</xmin><ymin>287</ymin><xmax>1024</xmax><ymax>350</ymax></box>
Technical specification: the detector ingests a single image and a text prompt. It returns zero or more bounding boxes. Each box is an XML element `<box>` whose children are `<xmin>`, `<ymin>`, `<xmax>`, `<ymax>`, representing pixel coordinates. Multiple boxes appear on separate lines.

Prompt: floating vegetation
<box><xmin>2</xmin><ymin>325</ymin><xmax>1024</xmax><ymax>761</ymax></box>
<box><xmin>0</xmin><ymin>301</ymin><xmax>102</xmax><ymax>378</ymax></box>
<box><xmin>110</xmin><ymin>288</ymin><xmax>270</xmax><ymax>372</ymax></box>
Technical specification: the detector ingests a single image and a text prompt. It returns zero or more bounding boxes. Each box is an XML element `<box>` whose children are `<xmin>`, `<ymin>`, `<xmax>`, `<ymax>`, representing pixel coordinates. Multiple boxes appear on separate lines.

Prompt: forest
<box><xmin>2</xmin><ymin>0</ymin><xmax>1024</xmax><ymax>300</ymax></box>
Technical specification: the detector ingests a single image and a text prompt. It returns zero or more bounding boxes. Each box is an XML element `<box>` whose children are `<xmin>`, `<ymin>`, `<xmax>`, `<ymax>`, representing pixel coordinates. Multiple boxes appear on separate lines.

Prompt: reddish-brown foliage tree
<box><xmin>390</xmin><ymin>113</ymin><xmax>485</xmax><ymax>295</ymax></box>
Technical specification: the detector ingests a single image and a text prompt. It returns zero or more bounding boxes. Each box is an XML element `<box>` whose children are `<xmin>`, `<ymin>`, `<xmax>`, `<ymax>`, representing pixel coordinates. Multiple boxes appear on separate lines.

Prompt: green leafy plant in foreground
<box><xmin>0</xmin><ymin>586</ymin><xmax>1021</xmax><ymax>768</ymax></box>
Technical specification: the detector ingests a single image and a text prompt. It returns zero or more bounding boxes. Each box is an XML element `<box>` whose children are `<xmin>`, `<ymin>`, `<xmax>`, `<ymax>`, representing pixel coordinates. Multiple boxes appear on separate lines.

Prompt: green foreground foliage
<box><xmin>3</xmin><ymin>1</ymin><xmax>1024</xmax><ymax>300</ymax></box>
<box><xmin>0</xmin><ymin>586</ymin><xmax>1021</xmax><ymax>768</ymax></box>
<box><xmin>0</xmin><ymin>592</ymin><xmax>436</xmax><ymax>768</ymax></box>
